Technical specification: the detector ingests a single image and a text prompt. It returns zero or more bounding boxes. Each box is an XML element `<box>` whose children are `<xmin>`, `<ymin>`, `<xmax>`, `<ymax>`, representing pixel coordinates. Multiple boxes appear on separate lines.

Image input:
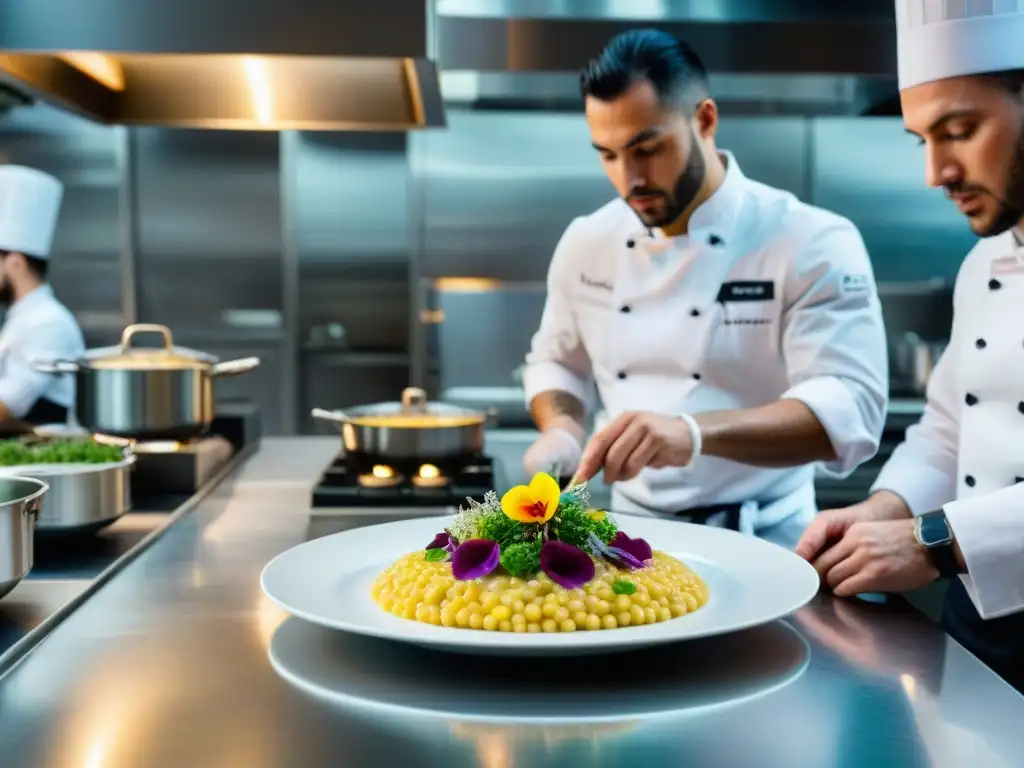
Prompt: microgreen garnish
<box><xmin>424</xmin><ymin>548</ymin><xmax>449</xmax><ymax>562</ymax></box>
<box><xmin>612</xmin><ymin>580</ymin><xmax>637</xmax><ymax>595</ymax></box>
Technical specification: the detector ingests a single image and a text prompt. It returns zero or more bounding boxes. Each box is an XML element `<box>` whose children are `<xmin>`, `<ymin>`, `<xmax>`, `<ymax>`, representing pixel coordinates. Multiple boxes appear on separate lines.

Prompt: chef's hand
<box><xmin>808</xmin><ymin>517</ymin><xmax>938</xmax><ymax>597</ymax></box>
<box><xmin>523</xmin><ymin>427</ymin><xmax>583</xmax><ymax>477</ymax></box>
<box><xmin>575</xmin><ymin>411</ymin><xmax>693</xmax><ymax>484</ymax></box>
<box><xmin>795</xmin><ymin>491</ymin><xmax>911</xmax><ymax>562</ymax></box>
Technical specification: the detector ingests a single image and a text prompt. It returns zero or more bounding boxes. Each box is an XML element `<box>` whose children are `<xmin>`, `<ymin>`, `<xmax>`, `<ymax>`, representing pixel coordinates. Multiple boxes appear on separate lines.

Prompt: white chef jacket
<box><xmin>0</xmin><ymin>284</ymin><xmax>84</xmax><ymax>421</ymax></box>
<box><xmin>873</xmin><ymin>227</ymin><xmax>1024</xmax><ymax>621</ymax></box>
<box><xmin>523</xmin><ymin>151</ymin><xmax>889</xmax><ymax>533</ymax></box>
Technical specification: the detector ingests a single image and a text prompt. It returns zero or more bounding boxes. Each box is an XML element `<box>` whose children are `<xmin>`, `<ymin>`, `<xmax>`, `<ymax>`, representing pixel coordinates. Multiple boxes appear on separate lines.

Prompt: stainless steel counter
<box><xmin>0</xmin><ymin>437</ymin><xmax>1022</xmax><ymax>767</ymax></box>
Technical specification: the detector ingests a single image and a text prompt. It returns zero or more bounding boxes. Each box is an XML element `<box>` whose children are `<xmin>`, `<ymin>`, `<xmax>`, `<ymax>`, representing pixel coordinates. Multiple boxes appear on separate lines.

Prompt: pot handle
<box><xmin>121</xmin><ymin>323</ymin><xmax>174</xmax><ymax>351</ymax></box>
<box><xmin>211</xmin><ymin>357</ymin><xmax>261</xmax><ymax>378</ymax></box>
<box><xmin>311</xmin><ymin>408</ymin><xmax>348</xmax><ymax>424</ymax></box>
<box><xmin>31</xmin><ymin>359</ymin><xmax>80</xmax><ymax>374</ymax></box>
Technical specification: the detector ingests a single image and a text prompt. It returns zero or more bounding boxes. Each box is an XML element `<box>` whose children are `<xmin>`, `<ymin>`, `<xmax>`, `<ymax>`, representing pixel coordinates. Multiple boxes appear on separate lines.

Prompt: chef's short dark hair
<box><xmin>984</xmin><ymin>68</ymin><xmax>1024</xmax><ymax>97</ymax></box>
<box><xmin>580</xmin><ymin>28</ymin><xmax>710</xmax><ymax>111</ymax></box>
<box><xmin>0</xmin><ymin>250</ymin><xmax>49</xmax><ymax>281</ymax></box>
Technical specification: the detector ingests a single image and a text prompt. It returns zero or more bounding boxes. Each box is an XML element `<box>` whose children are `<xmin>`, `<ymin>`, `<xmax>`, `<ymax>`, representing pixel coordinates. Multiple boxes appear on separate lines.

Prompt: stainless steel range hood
<box><xmin>434</xmin><ymin>0</ymin><xmax>901</xmax><ymax>116</ymax></box>
<box><xmin>0</xmin><ymin>0</ymin><xmax>446</xmax><ymax>131</ymax></box>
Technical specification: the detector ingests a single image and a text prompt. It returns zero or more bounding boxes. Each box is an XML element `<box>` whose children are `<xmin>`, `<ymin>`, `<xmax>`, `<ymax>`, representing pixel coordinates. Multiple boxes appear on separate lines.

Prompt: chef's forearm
<box><xmin>693</xmin><ymin>399</ymin><xmax>838</xmax><ymax>467</ymax></box>
<box><xmin>529</xmin><ymin>390</ymin><xmax>587</xmax><ymax>441</ymax></box>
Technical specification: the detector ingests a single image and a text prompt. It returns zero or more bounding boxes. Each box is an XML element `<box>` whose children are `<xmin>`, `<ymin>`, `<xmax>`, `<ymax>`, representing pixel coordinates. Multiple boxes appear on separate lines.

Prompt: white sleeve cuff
<box><xmin>781</xmin><ymin>375</ymin><xmax>880</xmax><ymax>478</ymax></box>
<box><xmin>521</xmin><ymin>361</ymin><xmax>592</xmax><ymax>409</ymax></box>
<box><xmin>944</xmin><ymin>485</ymin><xmax>1024</xmax><ymax>620</ymax></box>
<box><xmin>870</xmin><ymin>445</ymin><xmax>958</xmax><ymax>517</ymax></box>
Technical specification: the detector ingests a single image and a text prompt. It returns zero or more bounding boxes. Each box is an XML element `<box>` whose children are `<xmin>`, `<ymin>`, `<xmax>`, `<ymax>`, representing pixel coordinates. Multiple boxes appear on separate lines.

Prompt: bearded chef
<box><xmin>0</xmin><ymin>165</ymin><xmax>84</xmax><ymax>430</ymax></box>
<box><xmin>796</xmin><ymin>5</ymin><xmax>1024</xmax><ymax>692</ymax></box>
<box><xmin>521</xmin><ymin>29</ymin><xmax>889</xmax><ymax>549</ymax></box>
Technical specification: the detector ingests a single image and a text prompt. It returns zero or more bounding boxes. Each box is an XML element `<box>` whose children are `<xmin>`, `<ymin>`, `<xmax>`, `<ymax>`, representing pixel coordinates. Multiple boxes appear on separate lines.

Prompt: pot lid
<box><xmin>82</xmin><ymin>324</ymin><xmax>218</xmax><ymax>370</ymax></box>
<box><xmin>347</xmin><ymin>387</ymin><xmax>484</xmax><ymax>419</ymax></box>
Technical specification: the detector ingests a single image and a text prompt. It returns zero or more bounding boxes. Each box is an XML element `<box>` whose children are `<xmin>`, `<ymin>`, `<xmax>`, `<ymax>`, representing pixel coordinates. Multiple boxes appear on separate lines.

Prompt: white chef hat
<box><xmin>0</xmin><ymin>165</ymin><xmax>64</xmax><ymax>259</ymax></box>
<box><xmin>896</xmin><ymin>1</ymin><xmax>1024</xmax><ymax>91</ymax></box>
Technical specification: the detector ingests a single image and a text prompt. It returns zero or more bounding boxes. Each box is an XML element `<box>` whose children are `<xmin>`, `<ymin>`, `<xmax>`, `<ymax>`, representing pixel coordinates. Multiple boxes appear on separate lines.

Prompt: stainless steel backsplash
<box><xmin>0</xmin><ymin>103</ymin><xmax>967</xmax><ymax>431</ymax></box>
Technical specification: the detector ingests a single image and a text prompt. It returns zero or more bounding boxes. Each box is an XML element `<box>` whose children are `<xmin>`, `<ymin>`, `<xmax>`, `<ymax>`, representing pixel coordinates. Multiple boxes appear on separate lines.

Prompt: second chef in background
<box><xmin>0</xmin><ymin>165</ymin><xmax>84</xmax><ymax>431</ymax></box>
<box><xmin>522</xmin><ymin>29</ymin><xmax>889</xmax><ymax>548</ymax></box>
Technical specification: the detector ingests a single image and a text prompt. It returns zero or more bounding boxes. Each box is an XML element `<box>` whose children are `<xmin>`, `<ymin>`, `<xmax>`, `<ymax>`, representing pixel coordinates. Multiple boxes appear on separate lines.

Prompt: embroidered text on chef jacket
<box><xmin>873</xmin><ymin>230</ymin><xmax>1024</xmax><ymax>620</ymax></box>
<box><xmin>0</xmin><ymin>283</ymin><xmax>84</xmax><ymax>420</ymax></box>
<box><xmin>523</xmin><ymin>152</ymin><xmax>889</xmax><ymax>530</ymax></box>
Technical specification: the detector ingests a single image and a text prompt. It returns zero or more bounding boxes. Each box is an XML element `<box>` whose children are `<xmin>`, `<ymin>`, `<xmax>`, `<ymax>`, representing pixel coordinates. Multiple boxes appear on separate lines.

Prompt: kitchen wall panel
<box><xmin>129</xmin><ymin>128</ymin><xmax>287</xmax><ymax>432</ymax></box>
<box><xmin>287</xmin><ymin>131</ymin><xmax>410</xmax><ymax>352</ymax></box>
<box><xmin>0</xmin><ymin>103</ymin><xmax>125</xmax><ymax>345</ymax></box>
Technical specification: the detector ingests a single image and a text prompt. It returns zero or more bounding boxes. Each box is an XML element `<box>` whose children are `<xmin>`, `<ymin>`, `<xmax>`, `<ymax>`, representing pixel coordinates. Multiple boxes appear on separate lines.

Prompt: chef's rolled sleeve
<box><xmin>522</xmin><ymin>218</ymin><xmax>595</xmax><ymax>411</ymax></box>
<box><xmin>0</xmin><ymin>319</ymin><xmax>71</xmax><ymax>419</ymax></box>
<box><xmin>943</xmin><ymin>483</ymin><xmax>1024</xmax><ymax>620</ymax></box>
<box><xmin>779</xmin><ymin>219</ymin><xmax>888</xmax><ymax>477</ymax></box>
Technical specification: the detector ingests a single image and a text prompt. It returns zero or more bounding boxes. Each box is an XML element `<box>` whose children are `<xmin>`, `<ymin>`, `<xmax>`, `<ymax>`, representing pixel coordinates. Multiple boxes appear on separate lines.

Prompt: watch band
<box><xmin>677</xmin><ymin>413</ymin><xmax>702</xmax><ymax>469</ymax></box>
<box><xmin>914</xmin><ymin>510</ymin><xmax>961</xmax><ymax>579</ymax></box>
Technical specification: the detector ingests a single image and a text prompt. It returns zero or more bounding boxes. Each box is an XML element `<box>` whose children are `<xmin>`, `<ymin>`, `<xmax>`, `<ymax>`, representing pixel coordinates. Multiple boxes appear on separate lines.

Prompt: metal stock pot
<box><xmin>312</xmin><ymin>387</ymin><xmax>488</xmax><ymax>459</ymax></box>
<box><xmin>0</xmin><ymin>476</ymin><xmax>48</xmax><ymax>599</ymax></box>
<box><xmin>33</xmin><ymin>324</ymin><xmax>260</xmax><ymax>441</ymax></box>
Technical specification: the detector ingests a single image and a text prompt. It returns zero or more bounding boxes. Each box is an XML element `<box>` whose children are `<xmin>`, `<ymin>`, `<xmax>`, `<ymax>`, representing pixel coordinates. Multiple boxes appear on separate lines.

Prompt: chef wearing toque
<box><xmin>0</xmin><ymin>165</ymin><xmax>84</xmax><ymax>429</ymax></box>
<box><xmin>797</xmin><ymin>2</ymin><xmax>1024</xmax><ymax>692</ymax></box>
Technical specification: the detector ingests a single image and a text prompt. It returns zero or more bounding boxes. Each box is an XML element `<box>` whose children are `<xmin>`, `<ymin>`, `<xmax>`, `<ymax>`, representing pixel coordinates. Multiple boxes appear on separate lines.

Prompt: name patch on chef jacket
<box><xmin>840</xmin><ymin>273</ymin><xmax>870</xmax><ymax>294</ymax></box>
<box><xmin>991</xmin><ymin>254</ymin><xmax>1024</xmax><ymax>277</ymax></box>
<box><xmin>717</xmin><ymin>281</ymin><xmax>774</xmax><ymax>302</ymax></box>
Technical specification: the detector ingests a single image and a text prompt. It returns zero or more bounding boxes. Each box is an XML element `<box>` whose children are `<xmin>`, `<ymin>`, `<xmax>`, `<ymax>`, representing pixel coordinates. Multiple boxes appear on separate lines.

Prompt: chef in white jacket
<box><xmin>522</xmin><ymin>29</ymin><xmax>889</xmax><ymax>548</ymax></box>
<box><xmin>796</xmin><ymin>4</ymin><xmax>1024</xmax><ymax>692</ymax></box>
<box><xmin>0</xmin><ymin>165</ymin><xmax>84</xmax><ymax>430</ymax></box>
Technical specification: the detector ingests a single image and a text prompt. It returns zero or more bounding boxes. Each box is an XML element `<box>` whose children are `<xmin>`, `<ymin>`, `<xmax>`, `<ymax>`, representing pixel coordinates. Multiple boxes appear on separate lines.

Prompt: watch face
<box><xmin>918</xmin><ymin>512</ymin><xmax>952</xmax><ymax>547</ymax></box>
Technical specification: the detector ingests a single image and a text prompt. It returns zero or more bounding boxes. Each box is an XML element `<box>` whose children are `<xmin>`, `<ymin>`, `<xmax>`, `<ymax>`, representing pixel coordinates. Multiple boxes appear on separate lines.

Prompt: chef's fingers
<box><xmin>576</xmin><ymin>412</ymin><xmax>638</xmax><ymax>481</ymax></box>
<box><xmin>795</xmin><ymin>511</ymin><xmax>851</xmax><ymax>561</ymax></box>
<box><xmin>824</xmin><ymin>549</ymin><xmax>865</xmax><ymax>590</ymax></box>
<box><xmin>602</xmin><ymin>420</ymin><xmax>648</xmax><ymax>483</ymax></box>
<box><xmin>811</xmin><ymin>533</ymin><xmax>855</xmax><ymax>582</ymax></box>
<box><xmin>831</xmin><ymin>571</ymin><xmax>879</xmax><ymax>599</ymax></box>
<box><xmin>618</xmin><ymin>432</ymin><xmax>660</xmax><ymax>482</ymax></box>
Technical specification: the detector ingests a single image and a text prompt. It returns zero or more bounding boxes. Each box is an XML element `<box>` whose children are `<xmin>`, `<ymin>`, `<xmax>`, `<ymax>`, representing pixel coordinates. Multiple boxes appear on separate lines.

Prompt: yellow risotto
<box><xmin>371</xmin><ymin>551</ymin><xmax>709</xmax><ymax>632</ymax></box>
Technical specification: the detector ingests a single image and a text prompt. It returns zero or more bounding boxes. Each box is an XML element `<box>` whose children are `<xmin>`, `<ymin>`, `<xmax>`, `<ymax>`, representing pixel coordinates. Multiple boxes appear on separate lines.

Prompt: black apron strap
<box><xmin>21</xmin><ymin>396</ymin><xmax>69</xmax><ymax>427</ymax></box>
<box><xmin>672</xmin><ymin>502</ymin><xmax>743</xmax><ymax>531</ymax></box>
<box><xmin>942</xmin><ymin>578</ymin><xmax>1024</xmax><ymax>694</ymax></box>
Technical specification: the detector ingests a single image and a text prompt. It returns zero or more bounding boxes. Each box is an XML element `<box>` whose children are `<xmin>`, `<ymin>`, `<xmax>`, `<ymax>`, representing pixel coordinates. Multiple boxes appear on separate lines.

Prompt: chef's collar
<box><xmin>1013</xmin><ymin>226</ymin><xmax>1023</xmax><ymax>247</ymax></box>
<box><xmin>5</xmin><ymin>283</ymin><xmax>53</xmax><ymax>319</ymax></box>
<box><xmin>651</xmin><ymin>150</ymin><xmax>745</xmax><ymax>249</ymax></box>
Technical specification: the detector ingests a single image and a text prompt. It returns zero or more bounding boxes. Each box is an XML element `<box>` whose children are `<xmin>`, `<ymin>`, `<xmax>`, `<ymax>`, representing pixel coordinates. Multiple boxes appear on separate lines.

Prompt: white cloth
<box><xmin>0</xmin><ymin>284</ymin><xmax>84</xmax><ymax>420</ymax></box>
<box><xmin>0</xmin><ymin>166</ymin><xmax>64</xmax><ymax>259</ymax></box>
<box><xmin>873</xmin><ymin>232</ymin><xmax>1024</xmax><ymax>620</ymax></box>
<box><xmin>895</xmin><ymin>0</ymin><xmax>1024</xmax><ymax>91</ymax></box>
<box><xmin>522</xmin><ymin>151</ymin><xmax>889</xmax><ymax>532</ymax></box>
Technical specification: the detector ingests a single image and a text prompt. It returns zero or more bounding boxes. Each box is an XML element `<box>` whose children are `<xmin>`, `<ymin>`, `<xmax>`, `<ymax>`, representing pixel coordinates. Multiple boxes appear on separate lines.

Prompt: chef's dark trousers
<box><xmin>942</xmin><ymin>578</ymin><xmax>1024</xmax><ymax>694</ymax></box>
<box><xmin>672</xmin><ymin>503</ymin><xmax>743</xmax><ymax>530</ymax></box>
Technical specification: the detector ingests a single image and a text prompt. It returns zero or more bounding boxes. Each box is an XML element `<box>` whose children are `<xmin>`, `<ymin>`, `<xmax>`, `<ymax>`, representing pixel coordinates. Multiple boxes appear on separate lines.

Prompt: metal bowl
<box><xmin>0</xmin><ymin>476</ymin><xmax>49</xmax><ymax>599</ymax></box>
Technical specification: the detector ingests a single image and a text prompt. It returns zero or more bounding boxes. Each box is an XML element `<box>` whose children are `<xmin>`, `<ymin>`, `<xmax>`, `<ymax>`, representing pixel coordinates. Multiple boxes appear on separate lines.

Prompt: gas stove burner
<box><xmin>311</xmin><ymin>453</ymin><xmax>496</xmax><ymax>508</ymax></box>
<box><xmin>132</xmin><ymin>439</ymin><xmax>190</xmax><ymax>454</ymax></box>
<box><xmin>411</xmin><ymin>463</ymin><xmax>449</xmax><ymax>489</ymax></box>
<box><xmin>357</xmin><ymin>464</ymin><xmax>404</xmax><ymax>489</ymax></box>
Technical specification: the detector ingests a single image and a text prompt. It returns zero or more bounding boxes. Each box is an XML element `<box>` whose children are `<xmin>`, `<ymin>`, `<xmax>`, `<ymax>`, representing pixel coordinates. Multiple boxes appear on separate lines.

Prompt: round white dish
<box><xmin>260</xmin><ymin>515</ymin><xmax>820</xmax><ymax>656</ymax></box>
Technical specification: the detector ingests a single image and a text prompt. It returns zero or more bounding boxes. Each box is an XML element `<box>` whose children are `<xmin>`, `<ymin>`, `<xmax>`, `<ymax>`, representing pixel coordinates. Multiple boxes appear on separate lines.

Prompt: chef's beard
<box><xmin>626</xmin><ymin>128</ymin><xmax>707</xmax><ymax>230</ymax></box>
<box><xmin>0</xmin><ymin>282</ymin><xmax>11</xmax><ymax>308</ymax></box>
<box><xmin>950</xmin><ymin>125</ymin><xmax>1024</xmax><ymax>238</ymax></box>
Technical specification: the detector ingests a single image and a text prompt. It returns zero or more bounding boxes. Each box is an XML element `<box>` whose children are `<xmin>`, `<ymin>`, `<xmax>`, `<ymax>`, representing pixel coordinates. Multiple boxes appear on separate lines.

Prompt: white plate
<box><xmin>260</xmin><ymin>515</ymin><xmax>820</xmax><ymax>656</ymax></box>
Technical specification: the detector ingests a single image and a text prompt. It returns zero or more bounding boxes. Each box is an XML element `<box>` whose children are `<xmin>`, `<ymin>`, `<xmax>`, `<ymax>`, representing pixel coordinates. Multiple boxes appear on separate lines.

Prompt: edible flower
<box><xmin>451</xmin><ymin>539</ymin><xmax>501</xmax><ymax>580</ymax></box>
<box><xmin>425</xmin><ymin>532</ymin><xmax>454</xmax><ymax>551</ymax></box>
<box><xmin>609</xmin><ymin>531</ymin><xmax>653</xmax><ymax>564</ymax></box>
<box><xmin>540</xmin><ymin>541</ymin><xmax>595</xmax><ymax>589</ymax></box>
<box><xmin>587</xmin><ymin>531</ymin><xmax>645</xmax><ymax>571</ymax></box>
<box><xmin>500</xmin><ymin>472</ymin><xmax>560</xmax><ymax>524</ymax></box>
<box><xmin>586</xmin><ymin>510</ymin><xmax>607</xmax><ymax>522</ymax></box>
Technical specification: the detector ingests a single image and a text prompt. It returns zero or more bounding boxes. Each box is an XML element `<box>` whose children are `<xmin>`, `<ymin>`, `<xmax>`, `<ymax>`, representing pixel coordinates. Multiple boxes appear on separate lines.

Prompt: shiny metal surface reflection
<box><xmin>269</xmin><ymin>615</ymin><xmax>810</xmax><ymax>722</ymax></box>
<box><xmin>0</xmin><ymin>439</ymin><xmax>1020</xmax><ymax>768</ymax></box>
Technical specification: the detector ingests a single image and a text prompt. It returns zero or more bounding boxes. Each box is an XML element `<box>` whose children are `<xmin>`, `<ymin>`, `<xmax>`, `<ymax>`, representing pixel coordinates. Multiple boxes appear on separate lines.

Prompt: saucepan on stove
<box><xmin>312</xmin><ymin>387</ymin><xmax>490</xmax><ymax>459</ymax></box>
<box><xmin>0</xmin><ymin>476</ymin><xmax>49</xmax><ymax>600</ymax></box>
<box><xmin>32</xmin><ymin>324</ymin><xmax>260</xmax><ymax>441</ymax></box>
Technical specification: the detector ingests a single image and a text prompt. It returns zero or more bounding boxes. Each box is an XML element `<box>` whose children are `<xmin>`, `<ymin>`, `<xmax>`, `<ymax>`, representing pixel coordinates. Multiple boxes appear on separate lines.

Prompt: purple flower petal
<box><xmin>426</xmin><ymin>532</ymin><xmax>452</xmax><ymax>551</ymax></box>
<box><xmin>540</xmin><ymin>541</ymin><xmax>595</xmax><ymax>589</ymax></box>
<box><xmin>451</xmin><ymin>539</ymin><xmax>501</xmax><ymax>580</ymax></box>
<box><xmin>609</xmin><ymin>531</ymin><xmax>653</xmax><ymax>563</ymax></box>
<box><xmin>587</xmin><ymin>531</ymin><xmax>644</xmax><ymax>570</ymax></box>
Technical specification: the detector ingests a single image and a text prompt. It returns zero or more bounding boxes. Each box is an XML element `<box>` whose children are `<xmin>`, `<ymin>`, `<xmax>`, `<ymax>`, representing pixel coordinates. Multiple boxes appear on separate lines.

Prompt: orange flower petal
<box><xmin>501</xmin><ymin>472</ymin><xmax>561</xmax><ymax>524</ymax></box>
